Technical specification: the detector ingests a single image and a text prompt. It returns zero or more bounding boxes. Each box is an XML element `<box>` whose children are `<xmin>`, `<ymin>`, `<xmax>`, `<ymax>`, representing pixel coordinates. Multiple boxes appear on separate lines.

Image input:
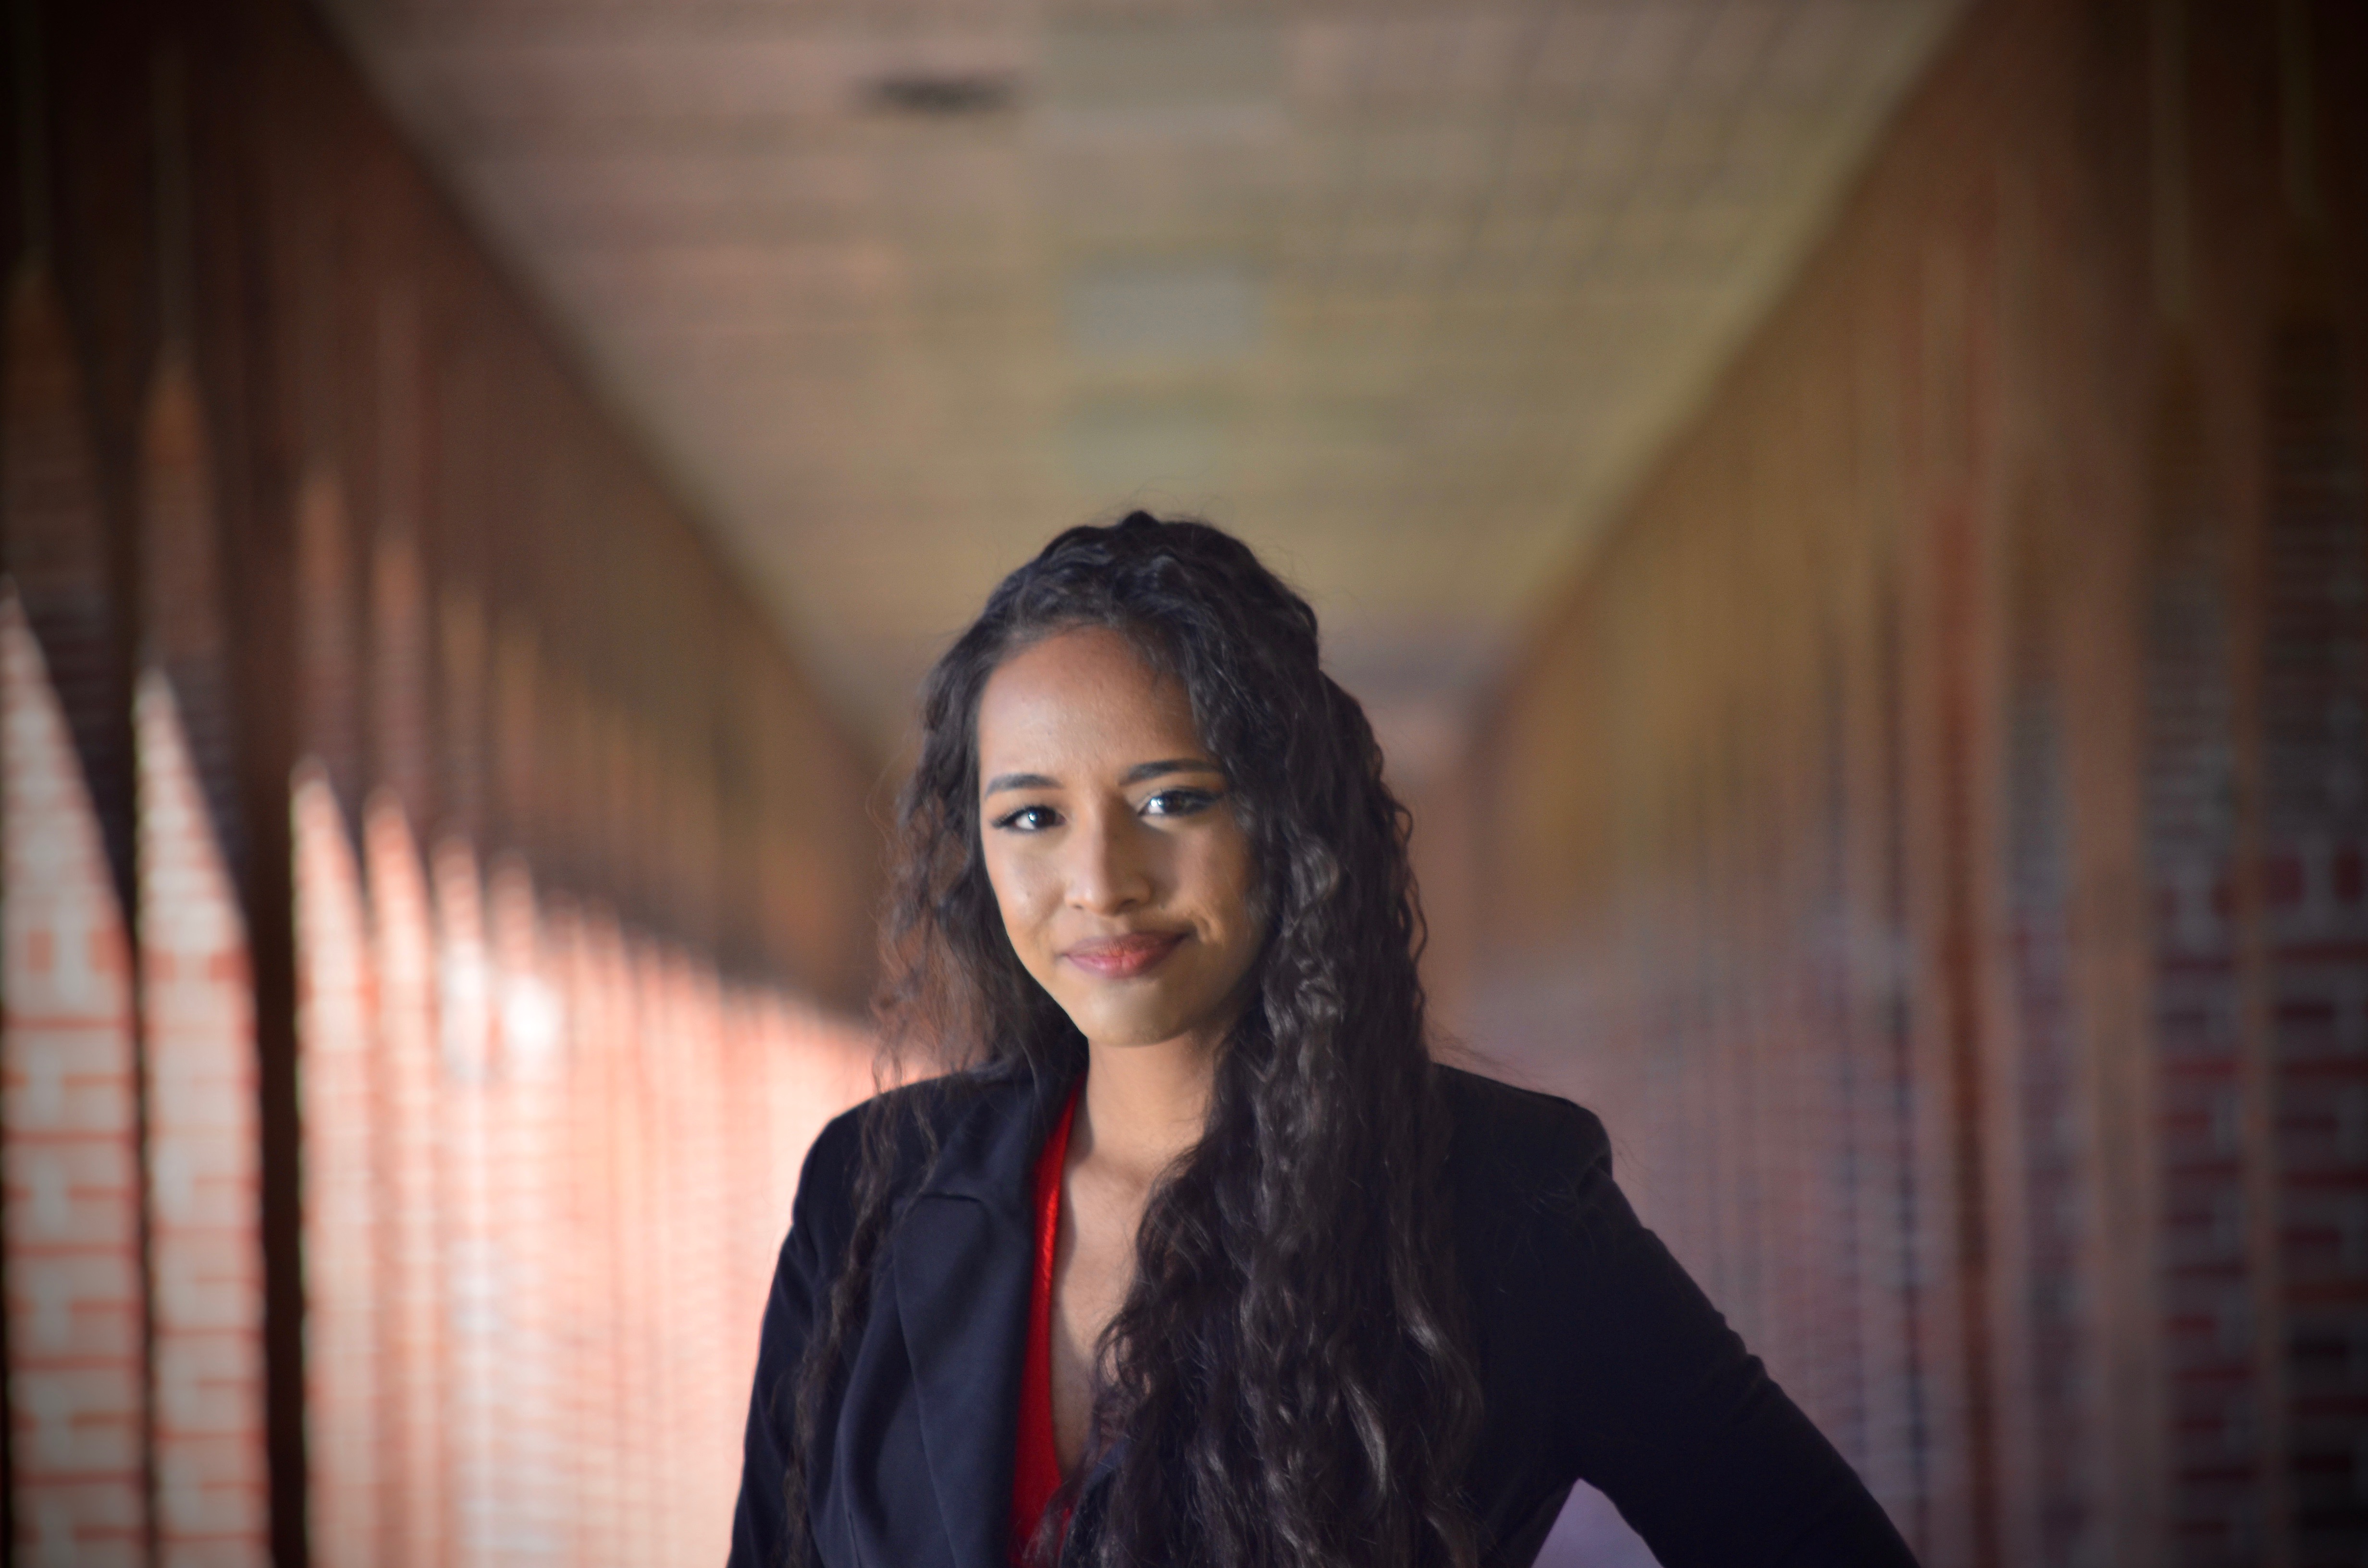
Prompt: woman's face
<box><xmin>975</xmin><ymin>625</ymin><xmax>1264</xmax><ymax>1058</ymax></box>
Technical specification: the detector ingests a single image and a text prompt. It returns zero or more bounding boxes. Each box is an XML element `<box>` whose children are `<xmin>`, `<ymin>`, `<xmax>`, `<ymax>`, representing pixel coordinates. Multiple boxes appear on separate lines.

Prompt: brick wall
<box><xmin>1471</xmin><ymin>2</ymin><xmax>2368</xmax><ymax>1566</ymax></box>
<box><xmin>0</xmin><ymin>0</ymin><xmax>886</xmax><ymax>1561</ymax></box>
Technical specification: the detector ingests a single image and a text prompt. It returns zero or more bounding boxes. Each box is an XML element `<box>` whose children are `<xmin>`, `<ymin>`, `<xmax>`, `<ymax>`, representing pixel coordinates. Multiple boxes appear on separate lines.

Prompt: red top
<box><xmin>1011</xmin><ymin>1084</ymin><xmax>1080</xmax><ymax>1565</ymax></box>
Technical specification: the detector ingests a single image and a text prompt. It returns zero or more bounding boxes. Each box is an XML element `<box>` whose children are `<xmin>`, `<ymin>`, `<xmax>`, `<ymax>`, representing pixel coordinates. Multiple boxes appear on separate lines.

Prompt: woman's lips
<box><xmin>1062</xmin><ymin>932</ymin><xmax>1184</xmax><ymax>979</ymax></box>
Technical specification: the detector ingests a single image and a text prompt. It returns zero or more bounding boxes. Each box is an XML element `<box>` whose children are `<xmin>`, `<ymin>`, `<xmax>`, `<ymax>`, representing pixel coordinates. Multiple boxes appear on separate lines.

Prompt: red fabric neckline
<box><xmin>1011</xmin><ymin>1083</ymin><xmax>1080</xmax><ymax>1564</ymax></box>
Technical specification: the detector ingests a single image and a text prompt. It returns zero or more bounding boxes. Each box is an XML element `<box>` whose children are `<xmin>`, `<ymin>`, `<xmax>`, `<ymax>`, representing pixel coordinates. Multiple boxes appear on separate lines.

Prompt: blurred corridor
<box><xmin>1</xmin><ymin>0</ymin><xmax>2363</xmax><ymax>1565</ymax></box>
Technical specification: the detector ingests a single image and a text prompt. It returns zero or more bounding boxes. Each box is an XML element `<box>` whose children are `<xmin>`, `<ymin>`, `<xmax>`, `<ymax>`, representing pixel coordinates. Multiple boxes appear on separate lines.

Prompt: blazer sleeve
<box><xmin>728</xmin><ymin>1111</ymin><xmax>862</xmax><ymax>1568</ymax></box>
<box><xmin>1534</xmin><ymin>1103</ymin><xmax>1919</xmax><ymax>1568</ymax></box>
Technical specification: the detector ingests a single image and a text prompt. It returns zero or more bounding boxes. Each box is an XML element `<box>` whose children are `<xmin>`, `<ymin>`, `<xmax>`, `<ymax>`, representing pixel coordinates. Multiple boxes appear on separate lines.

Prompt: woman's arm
<box><xmin>1540</xmin><ymin>1107</ymin><xmax>1919</xmax><ymax>1568</ymax></box>
<box><xmin>727</xmin><ymin>1113</ymin><xmax>860</xmax><ymax>1568</ymax></box>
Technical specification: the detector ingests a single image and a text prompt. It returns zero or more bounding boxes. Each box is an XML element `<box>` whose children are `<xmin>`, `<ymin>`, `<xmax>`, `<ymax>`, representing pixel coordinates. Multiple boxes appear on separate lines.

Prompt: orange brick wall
<box><xmin>0</xmin><ymin>0</ymin><xmax>887</xmax><ymax>1562</ymax></box>
<box><xmin>1471</xmin><ymin>2</ymin><xmax>2368</xmax><ymax>1567</ymax></box>
<box><xmin>289</xmin><ymin>776</ymin><xmax>870</xmax><ymax>1568</ymax></box>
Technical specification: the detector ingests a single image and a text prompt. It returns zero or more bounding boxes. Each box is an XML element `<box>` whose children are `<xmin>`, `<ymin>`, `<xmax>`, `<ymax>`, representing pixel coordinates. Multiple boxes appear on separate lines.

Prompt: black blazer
<box><xmin>728</xmin><ymin>1063</ymin><xmax>1919</xmax><ymax>1568</ymax></box>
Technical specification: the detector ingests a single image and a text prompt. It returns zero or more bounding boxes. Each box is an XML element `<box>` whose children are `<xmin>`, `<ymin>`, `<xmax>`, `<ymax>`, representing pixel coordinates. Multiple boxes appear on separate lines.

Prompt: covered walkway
<box><xmin>2</xmin><ymin>0</ymin><xmax>2364</xmax><ymax>1565</ymax></box>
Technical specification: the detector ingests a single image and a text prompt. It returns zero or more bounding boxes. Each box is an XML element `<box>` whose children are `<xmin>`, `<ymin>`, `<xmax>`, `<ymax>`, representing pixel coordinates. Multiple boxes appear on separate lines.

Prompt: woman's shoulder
<box><xmin>791</xmin><ymin>1061</ymin><xmax>1050</xmax><ymax>1233</ymax></box>
<box><xmin>1434</xmin><ymin>1062</ymin><xmax>1613</xmax><ymax>1185</ymax></box>
<box><xmin>1431</xmin><ymin>1062</ymin><xmax>1639</xmax><ymax>1268</ymax></box>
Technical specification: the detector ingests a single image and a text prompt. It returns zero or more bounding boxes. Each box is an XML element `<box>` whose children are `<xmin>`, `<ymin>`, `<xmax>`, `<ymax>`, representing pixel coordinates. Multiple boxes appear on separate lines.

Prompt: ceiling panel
<box><xmin>321</xmin><ymin>0</ymin><xmax>1967</xmax><ymax>770</ymax></box>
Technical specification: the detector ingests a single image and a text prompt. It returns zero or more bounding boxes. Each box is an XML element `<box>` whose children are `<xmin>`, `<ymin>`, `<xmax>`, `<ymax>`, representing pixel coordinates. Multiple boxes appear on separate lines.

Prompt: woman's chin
<box><xmin>1066</xmin><ymin>1002</ymin><xmax>1214</xmax><ymax>1055</ymax></box>
<box><xmin>1078</xmin><ymin>1019</ymin><xmax>1190</xmax><ymax>1053</ymax></box>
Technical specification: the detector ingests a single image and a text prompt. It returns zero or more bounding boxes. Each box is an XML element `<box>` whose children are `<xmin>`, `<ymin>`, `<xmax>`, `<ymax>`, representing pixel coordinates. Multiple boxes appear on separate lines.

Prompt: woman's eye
<box><xmin>1141</xmin><ymin>788</ymin><xmax>1219</xmax><ymax>819</ymax></box>
<box><xmin>991</xmin><ymin>804</ymin><xmax>1061</xmax><ymax>833</ymax></box>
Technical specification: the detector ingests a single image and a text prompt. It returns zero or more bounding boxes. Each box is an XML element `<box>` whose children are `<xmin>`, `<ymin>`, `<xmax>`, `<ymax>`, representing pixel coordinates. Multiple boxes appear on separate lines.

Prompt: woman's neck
<box><xmin>1072</xmin><ymin>1033</ymin><xmax>1217</xmax><ymax>1195</ymax></box>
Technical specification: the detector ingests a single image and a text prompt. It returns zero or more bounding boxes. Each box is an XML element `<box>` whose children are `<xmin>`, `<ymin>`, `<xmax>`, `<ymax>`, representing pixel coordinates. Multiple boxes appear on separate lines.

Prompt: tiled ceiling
<box><xmin>321</xmin><ymin>0</ymin><xmax>1966</xmax><ymax>769</ymax></box>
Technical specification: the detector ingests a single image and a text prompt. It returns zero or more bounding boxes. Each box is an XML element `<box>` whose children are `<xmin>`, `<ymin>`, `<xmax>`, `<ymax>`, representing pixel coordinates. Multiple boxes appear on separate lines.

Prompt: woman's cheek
<box><xmin>1012</xmin><ymin>867</ymin><xmax>1067</xmax><ymax>982</ymax></box>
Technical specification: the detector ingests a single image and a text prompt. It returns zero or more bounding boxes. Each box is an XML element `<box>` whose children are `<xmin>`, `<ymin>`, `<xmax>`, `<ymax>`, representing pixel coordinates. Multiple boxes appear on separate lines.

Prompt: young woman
<box><xmin>728</xmin><ymin>514</ymin><xmax>1918</xmax><ymax>1568</ymax></box>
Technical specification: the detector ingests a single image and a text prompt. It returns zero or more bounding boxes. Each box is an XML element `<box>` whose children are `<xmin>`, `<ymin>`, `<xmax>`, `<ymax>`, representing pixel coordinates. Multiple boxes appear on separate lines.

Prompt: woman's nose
<box><xmin>1066</xmin><ymin>806</ymin><xmax>1152</xmax><ymax>913</ymax></box>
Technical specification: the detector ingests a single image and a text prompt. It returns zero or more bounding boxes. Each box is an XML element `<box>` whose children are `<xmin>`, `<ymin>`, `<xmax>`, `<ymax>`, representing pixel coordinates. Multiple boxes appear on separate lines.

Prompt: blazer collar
<box><xmin>889</xmin><ymin>1061</ymin><xmax>1080</xmax><ymax>1568</ymax></box>
<box><xmin>913</xmin><ymin>1061</ymin><xmax>1079</xmax><ymax>1213</ymax></box>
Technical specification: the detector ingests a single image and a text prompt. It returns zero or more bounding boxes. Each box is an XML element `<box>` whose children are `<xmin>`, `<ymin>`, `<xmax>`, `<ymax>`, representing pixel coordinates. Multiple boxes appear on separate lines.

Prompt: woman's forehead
<box><xmin>977</xmin><ymin>627</ymin><xmax>1209</xmax><ymax>778</ymax></box>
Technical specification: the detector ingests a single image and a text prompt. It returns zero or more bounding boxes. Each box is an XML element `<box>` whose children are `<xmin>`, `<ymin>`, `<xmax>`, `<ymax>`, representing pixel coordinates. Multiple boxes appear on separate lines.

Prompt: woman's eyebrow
<box><xmin>982</xmin><ymin>770</ymin><xmax>1058</xmax><ymax>795</ymax></box>
<box><xmin>1122</xmin><ymin>758</ymin><xmax>1224</xmax><ymax>784</ymax></box>
<box><xmin>983</xmin><ymin>759</ymin><xmax>1222</xmax><ymax>796</ymax></box>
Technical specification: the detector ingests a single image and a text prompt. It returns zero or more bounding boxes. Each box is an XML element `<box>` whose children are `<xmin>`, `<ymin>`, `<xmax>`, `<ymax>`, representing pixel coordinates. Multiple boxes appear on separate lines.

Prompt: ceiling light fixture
<box><xmin>866</xmin><ymin>72</ymin><xmax>1019</xmax><ymax>117</ymax></box>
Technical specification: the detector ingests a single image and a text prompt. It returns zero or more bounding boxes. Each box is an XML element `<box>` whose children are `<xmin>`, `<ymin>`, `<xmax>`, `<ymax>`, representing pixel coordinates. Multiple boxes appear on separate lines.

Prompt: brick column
<box><xmin>2258</xmin><ymin>301</ymin><xmax>2368</xmax><ymax>1566</ymax></box>
<box><xmin>292</xmin><ymin>766</ymin><xmax>378</xmax><ymax>1568</ymax></box>
<box><xmin>487</xmin><ymin>859</ymin><xmax>564</xmax><ymax>1564</ymax></box>
<box><xmin>666</xmin><ymin>960</ymin><xmax>733</xmax><ymax>1568</ymax></box>
<box><xmin>135</xmin><ymin>670</ymin><xmax>267</xmax><ymax>1568</ymax></box>
<box><xmin>561</xmin><ymin>908</ymin><xmax>631</xmax><ymax>1568</ymax></box>
<box><xmin>2142</xmin><ymin>369</ymin><xmax>2265</xmax><ymax>1568</ymax></box>
<box><xmin>3</xmin><ymin>257</ymin><xmax>147</xmax><ymax>1568</ymax></box>
<box><xmin>429</xmin><ymin>841</ymin><xmax>493</xmax><ymax>1568</ymax></box>
<box><xmin>364</xmin><ymin>798</ymin><xmax>440</xmax><ymax>1568</ymax></box>
<box><xmin>138</xmin><ymin>349</ymin><xmax>270</xmax><ymax>1568</ymax></box>
<box><xmin>1</xmin><ymin>595</ymin><xmax>145</xmax><ymax>1567</ymax></box>
<box><xmin>607</xmin><ymin>934</ymin><xmax>656</xmax><ymax>1568</ymax></box>
<box><xmin>2000</xmin><ymin>529</ymin><xmax>2096</xmax><ymax>1568</ymax></box>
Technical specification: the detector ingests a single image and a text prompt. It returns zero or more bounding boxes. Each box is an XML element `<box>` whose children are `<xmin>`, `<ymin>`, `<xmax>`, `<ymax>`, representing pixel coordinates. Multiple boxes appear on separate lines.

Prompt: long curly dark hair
<box><xmin>785</xmin><ymin>512</ymin><xmax>1482</xmax><ymax>1568</ymax></box>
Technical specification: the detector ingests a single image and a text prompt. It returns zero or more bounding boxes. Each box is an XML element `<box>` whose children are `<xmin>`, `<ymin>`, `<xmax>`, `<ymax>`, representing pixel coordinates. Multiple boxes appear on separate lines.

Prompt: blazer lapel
<box><xmin>886</xmin><ymin>1067</ymin><xmax>1073</xmax><ymax>1568</ymax></box>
